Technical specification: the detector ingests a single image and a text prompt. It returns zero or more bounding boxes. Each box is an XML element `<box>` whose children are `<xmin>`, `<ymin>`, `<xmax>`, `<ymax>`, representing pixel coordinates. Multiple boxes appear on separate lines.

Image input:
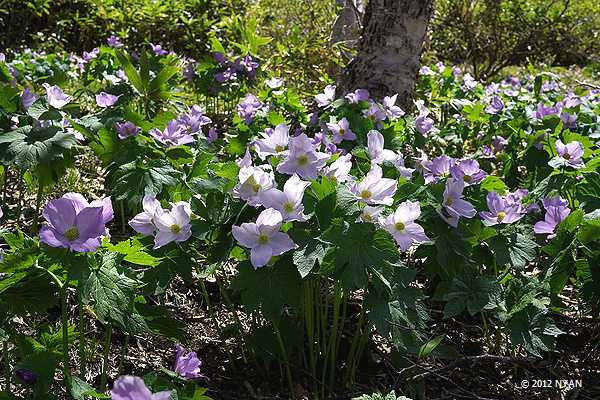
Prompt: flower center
<box><xmin>562</xmin><ymin>153</ymin><xmax>571</xmax><ymax>160</ymax></box>
<box><xmin>395</xmin><ymin>222</ymin><xmax>406</xmax><ymax>231</ymax></box>
<box><xmin>170</xmin><ymin>224</ymin><xmax>181</xmax><ymax>234</ymax></box>
<box><xmin>360</xmin><ymin>189</ymin><xmax>372</xmax><ymax>199</ymax></box>
<box><xmin>361</xmin><ymin>212</ymin><xmax>373</xmax><ymax>222</ymax></box>
<box><xmin>297</xmin><ymin>155</ymin><xmax>309</xmax><ymax>166</ymax></box>
<box><xmin>463</xmin><ymin>175</ymin><xmax>472</xmax><ymax>183</ymax></box>
<box><xmin>64</xmin><ymin>226</ymin><xmax>80</xmax><ymax>241</ymax></box>
<box><xmin>283</xmin><ymin>202</ymin><xmax>294</xmax><ymax>213</ymax></box>
<box><xmin>258</xmin><ymin>234</ymin><xmax>269</xmax><ymax>245</ymax></box>
<box><xmin>497</xmin><ymin>211</ymin><xmax>506</xmax><ymax>222</ymax></box>
<box><xmin>252</xmin><ymin>183</ymin><xmax>261</xmax><ymax>193</ymax></box>
<box><xmin>275</xmin><ymin>144</ymin><xmax>284</xmax><ymax>153</ymax></box>
<box><xmin>339</xmin><ymin>128</ymin><xmax>345</xmax><ymax>136</ymax></box>
<box><xmin>445</xmin><ymin>198</ymin><xmax>454</xmax><ymax>206</ymax></box>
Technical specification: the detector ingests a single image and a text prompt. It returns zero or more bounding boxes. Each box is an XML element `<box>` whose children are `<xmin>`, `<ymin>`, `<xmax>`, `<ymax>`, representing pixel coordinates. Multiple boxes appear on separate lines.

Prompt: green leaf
<box><xmin>488</xmin><ymin>229</ymin><xmax>537</xmax><ymax>269</ymax></box>
<box><xmin>70</xmin><ymin>376</ymin><xmax>109</xmax><ymax>399</ymax></box>
<box><xmin>321</xmin><ymin>222</ymin><xmax>399</xmax><ymax>290</ymax></box>
<box><xmin>480</xmin><ymin>176</ymin><xmax>508</xmax><ymax>195</ymax></box>
<box><xmin>80</xmin><ymin>252</ymin><xmax>146</xmax><ymax>332</ymax></box>
<box><xmin>0</xmin><ymin>126</ymin><xmax>76</xmax><ymax>170</ymax></box>
<box><xmin>231</xmin><ymin>261</ymin><xmax>302</xmax><ymax>321</ymax></box>
<box><xmin>112</xmin><ymin>159</ymin><xmax>182</xmax><ymax>209</ymax></box>
<box><xmin>418</xmin><ymin>335</ymin><xmax>444</xmax><ymax>359</ymax></box>
<box><xmin>115</xmin><ymin>50</ymin><xmax>145</xmax><ymax>94</ymax></box>
<box><xmin>508</xmin><ymin>308</ymin><xmax>563</xmax><ymax>357</ymax></box>
<box><xmin>440</xmin><ymin>275</ymin><xmax>501</xmax><ymax>318</ymax></box>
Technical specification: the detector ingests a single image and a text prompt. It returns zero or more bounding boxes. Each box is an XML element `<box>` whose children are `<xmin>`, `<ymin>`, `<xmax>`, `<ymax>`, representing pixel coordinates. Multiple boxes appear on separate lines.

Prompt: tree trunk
<box><xmin>337</xmin><ymin>0</ymin><xmax>433</xmax><ymax>110</ymax></box>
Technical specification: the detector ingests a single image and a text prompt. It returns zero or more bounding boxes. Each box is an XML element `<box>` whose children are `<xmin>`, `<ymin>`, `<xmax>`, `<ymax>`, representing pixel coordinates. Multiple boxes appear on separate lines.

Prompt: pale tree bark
<box><xmin>338</xmin><ymin>0</ymin><xmax>434</xmax><ymax>110</ymax></box>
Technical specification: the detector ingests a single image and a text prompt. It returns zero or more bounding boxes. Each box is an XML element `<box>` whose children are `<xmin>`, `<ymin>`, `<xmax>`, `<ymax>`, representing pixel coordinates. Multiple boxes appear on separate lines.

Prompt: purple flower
<box><xmin>213</xmin><ymin>52</ymin><xmax>228</xmax><ymax>66</ymax></box>
<box><xmin>233</xmin><ymin>165</ymin><xmax>276</xmax><ymax>207</ymax></box>
<box><xmin>327</xmin><ymin>117</ymin><xmax>356</xmax><ymax>144</ymax></box>
<box><xmin>549</xmin><ymin>139</ymin><xmax>584</xmax><ymax>169</ymax></box>
<box><xmin>350</xmin><ymin>164</ymin><xmax>397</xmax><ymax>206</ymax></box>
<box><xmin>21</xmin><ymin>87</ymin><xmax>38</xmax><ymax>110</ymax></box>
<box><xmin>415</xmin><ymin>114</ymin><xmax>434</xmax><ymax>136</ymax></box>
<box><xmin>43</xmin><ymin>84</ymin><xmax>71</xmax><ymax>109</ymax></box>
<box><xmin>485</xmin><ymin>83</ymin><xmax>501</xmax><ymax>96</ymax></box>
<box><xmin>277</xmin><ymin>133</ymin><xmax>330</xmax><ymax>180</ymax></box>
<box><xmin>345</xmin><ymin>88</ymin><xmax>370</xmax><ymax>104</ymax></box>
<box><xmin>542</xmin><ymin>196</ymin><xmax>568</xmax><ymax>209</ymax></box>
<box><xmin>266</xmin><ymin>77</ymin><xmax>284</xmax><ymax>89</ymax></box>
<box><xmin>82</xmin><ymin>48</ymin><xmax>100</xmax><ymax>62</ymax></box>
<box><xmin>491</xmin><ymin>136</ymin><xmax>508</xmax><ymax>153</ymax></box>
<box><xmin>315</xmin><ymin>84</ymin><xmax>336</xmax><ymax>107</ymax></box>
<box><xmin>40</xmin><ymin>193</ymin><xmax>113</xmax><ymax>252</ymax></box>
<box><xmin>367</xmin><ymin>130</ymin><xmax>396</xmax><ymax>164</ymax></box>
<box><xmin>177</xmin><ymin>106</ymin><xmax>211</xmax><ymax>135</ymax></box>
<box><xmin>207</xmin><ymin>127</ymin><xmax>218</xmax><ymax>143</ymax></box>
<box><xmin>129</xmin><ymin>195</ymin><xmax>162</xmax><ymax>236</ymax></box>
<box><xmin>382</xmin><ymin>94</ymin><xmax>405</xmax><ymax>119</ymax></box>
<box><xmin>560</xmin><ymin>112</ymin><xmax>577</xmax><ymax>129</ymax></box>
<box><xmin>232</xmin><ymin>208</ymin><xmax>297</xmax><ymax>268</ymax></box>
<box><xmin>419</xmin><ymin>66</ymin><xmax>434</xmax><ymax>75</ymax></box>
<box><xmin>183</xmin><ymin>59</ymin><xmax>197</xmax><ymax>82</ymax></box>
<box><xmin>149</xmin><ymin>121</ymin><xmax>195</xmax><ymax>146</ymax></box>
<box><xmin>150</xmin><ymin>43</ymin><xmax>168</xmax><ymax>56</ymax></box>
<box><xmin>115</xmin><ymin>121</ymin><xmax>140</xmax><ymax>140</ymax></box>
<box><xmin>479</xmin><ymin>192</ymin><xmax>524</xmax><ymax>226</ymax></box>
<box><xmin>254</xmin><ymin>123</ymin><xmax>290</xmax><ymax>159</ymax></box>
<box><xmin>324</xmin><ymin>153</ymin><xmax>353</xmax><ymax>183</ymax></box>
<box><xmin>111</xmin><ymin>376</ymin><xmax>171</xmax><ymax>400</ymax></box>
<box><xmin>0</xmin><ymin>53</ymin><xmax>5</xmax><ymax>63</ymax></box>
<box><xmin>439</xmin><ymin>178</ymin><xmax>476</xmax><ymax>227</ymax></box>
<box><xmin>380</xmin><ymin>201</ymin><xmax>429</xmax><ymax>252</ymax></box>
<box><xmin>534</xmin><ymin>102</ymin><xmax>560</xmax><ymax>120</ymax></box>
<box><xmin>363</xmin><ymin>101</ymin><xmax>386</xmax><ymax>122</ymax></box>
<box><xmin>107</xmin><ymin>35</ymin><xmax>124</xmax><ymax>48</ymax></box>
<box><xmin>562</xmin><ymin>93</ymin><xmax>581</xmax><ymax>109</ymax></box>
<box><xmin>534</xmin><ymin>203</ymin><xmax>571</xmax><ymax>239</ymax></box>
<box><xmin>15</xmin><ymin>368</ymin><xmax>37</xmax><ymax>385</ymax></box>
<box><xmin>359</xmin><ymin>205</ymin><xmax>384</xmax><ymax>224</ymax></box>
<box><xmin>215</xmin><ymin>67</ymin><xmax>237</xmax><ymax>83</ymax></box>
<box><xmin>260</xmin><ymin>174</ymin><xmax>311</xmax><ymax>221</ymax></box>
<box><xmin>96</xmin><ymin>92</ymin><xmax>121</xmax><ymax>108</ymax></box>
<box><xmin>452</xmin><ymin>66</ymin><xmax>462</xmax><ymax>78</ymax></box>
<box><xmin>463</xmin><ymin>73</ymin><xmax>478</xmax><ymax>91</ymax></box>
<box><xmin>450</xmin><ymin>159</ymin><xmax>487</xmax><ymax>186</ymax></box>
<box><xmin>175</xmin><ymin>345</ymin><xmax>203</xmax><ymax>380</ymax></box>
<box><xmin>423</xmin><ymin>155</ymin><xmax>455</xmax><ymax>184</ymax></box>
<box><xmin>237</xmin><ymin>94</ymin><xmax>262</xmax><ymax>124</ymax></box>
<box><xmin>485</xmin><ymin>96</ymin><xmax>504</xmax><ymax>115</ymax></box>
<box><xmin>153</xmin><ymin>202</ymin><xmax>192</xmax><ymax>249</ymax></box>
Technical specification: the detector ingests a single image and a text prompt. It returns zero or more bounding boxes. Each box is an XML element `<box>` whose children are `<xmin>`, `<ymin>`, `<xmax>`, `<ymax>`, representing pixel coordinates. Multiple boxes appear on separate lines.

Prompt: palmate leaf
<box><xmin>508</xmin><ymin>307</ymin><xmax>563</xmax><ymax>357</ymax></box>
<box><xmin>488</xmin><ymin>229</ymin><xmax>537</xmax><ymax>269</ymax></box>
<box><xmin>320</xmin><ymin>221</ymin><xmax>400</xmax><ymax>291</ymax></box>
<box><xmin>79</xmin><ymin>252</ymin><xmax>147</xmax><ymax>333</ymax></box>
<box><xmin>111</xmin><ymin>158</ymin><xmax>182</xmax><ymax>209</ymax></box>
<box><xmin>0</xmin><ymin>126</ymin><xmax>76</xmax><ymax>169</ymax></box>
<box><xmin>577</xmin><ymin>172</ymin><xmax>600</xmax><ymax>210</ymax></box>
<box><xmin>231</xmin><ymin>260</ymin><xmax>302</xmax><ymax>322</ymax></box>
<box><xmin>438</xmin><ymin>275</ymin><xmax>501</xmax><ymax>318</ymax></box>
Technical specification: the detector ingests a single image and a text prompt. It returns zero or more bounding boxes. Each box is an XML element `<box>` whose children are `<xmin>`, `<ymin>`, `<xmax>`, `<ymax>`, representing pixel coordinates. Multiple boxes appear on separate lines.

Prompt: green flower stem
<box><xmin>274</xmin><ymin>322</ymin><xmax>294</xmax><ymax>398</ymax></box>
<box><xmin>3</xmin><ymin>341</ymin><xmax>10</xmax><ymax>392</ymax></box>
<box><xmin>304</xmin><ymin>280</ymin><xmax>317</xmax><ymax>386</ymax></box>
<box><xmin>33</xmin><ymin>182</ymin><xmax>44</xmax><ymax>232</ymax></box>
<box><xmin>78</xmin><ymin>293</ymin><xmax>86</xmax><ymax>376</ymax></box>
<box><xmin>100</xmin><ymin>323</ymin><xmax>113</xmax><ymax>390</ymax></box>
<box><xmin>117</xmin><ymin>334</ymin><xmax>129</xmax><ymax>375</ymax></box>
<box><xmin>216</xmin><ymin>277</ymin><xmax>249</xmax><ymax>363</ymax></box>
<box><xmin>60</xmin><ymin>283</ymin><xmax>71</xmax><ymax>395</ymax></box>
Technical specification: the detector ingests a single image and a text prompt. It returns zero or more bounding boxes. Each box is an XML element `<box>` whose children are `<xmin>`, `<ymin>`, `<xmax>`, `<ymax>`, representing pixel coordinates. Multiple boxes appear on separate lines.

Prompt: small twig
<box><xmin>575</xmin><ymin>79</ymin><xmax>600</xmax><ymax>90</ymax></box>
<box><xmin>406</xmin><ymin>354</ymin><xmax>537</xmax><ymax>382</ymax></box>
